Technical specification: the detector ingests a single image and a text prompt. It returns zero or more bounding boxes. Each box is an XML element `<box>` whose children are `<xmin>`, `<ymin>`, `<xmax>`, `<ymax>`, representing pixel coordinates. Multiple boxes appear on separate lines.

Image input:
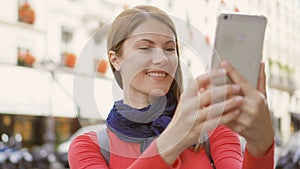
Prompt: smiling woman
<box><xmin>68</xmin><ymin>5</ymin><xmax>275</xmax><ymax>169</ymax></box>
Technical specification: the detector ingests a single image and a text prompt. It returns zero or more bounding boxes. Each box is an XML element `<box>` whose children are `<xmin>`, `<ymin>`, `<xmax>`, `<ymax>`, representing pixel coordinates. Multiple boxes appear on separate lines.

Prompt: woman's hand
<box><xmin>222</xmin><ymin>60</ymin><xmax>274</xmax><ymax>157</ymax></box>
<box><xmin>157</xmin><ymin>69</ymin><xmax>243</xmax><ymax>164</ymax></box>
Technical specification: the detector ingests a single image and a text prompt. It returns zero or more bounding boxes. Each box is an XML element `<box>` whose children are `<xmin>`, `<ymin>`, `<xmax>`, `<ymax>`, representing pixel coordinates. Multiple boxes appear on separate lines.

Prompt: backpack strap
<box><xmin>203</xmin><ymin>139</ymin><xmax>216</xmax><ymax>169</ymax></box>
<box><xmin>97</xmin><ymin>128</ymin><xmax>110</xmax><ymax>166</ymax></box>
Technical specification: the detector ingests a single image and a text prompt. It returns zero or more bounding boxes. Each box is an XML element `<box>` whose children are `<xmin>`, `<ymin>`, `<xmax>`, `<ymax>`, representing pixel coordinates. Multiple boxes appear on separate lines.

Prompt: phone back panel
<box><xmin>211</xmin><ymin>14</ymin><xmax>267</xmax><ymax>87</ymax></box>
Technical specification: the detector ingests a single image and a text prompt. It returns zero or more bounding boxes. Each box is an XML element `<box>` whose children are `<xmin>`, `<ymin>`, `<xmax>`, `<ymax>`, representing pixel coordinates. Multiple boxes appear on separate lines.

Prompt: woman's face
<box><xmin>112</xmin><ymin>18</ymin><xmax>178</xmax><ymax>99</ymax></box>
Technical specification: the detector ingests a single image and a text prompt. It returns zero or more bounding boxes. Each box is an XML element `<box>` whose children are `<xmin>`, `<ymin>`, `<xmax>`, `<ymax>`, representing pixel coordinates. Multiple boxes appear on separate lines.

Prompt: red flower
<box><xmin>19</xmin><ymin>2</ymin><xmax>35</xmax><ymax>24</ymax></box>
<box><xmin>18</xmin><ymin>51</ymin><xmax>36</xmax><ymax>67</ymax></box>
<box><xmin>63</xmin><ymin>53</ymin><xmax>76</xmax><ymax>68</ymax></box>
<box><xmin>97</xmin><ymin>59</ymin><xmax>108</xmax><ymax>74</ymax></box>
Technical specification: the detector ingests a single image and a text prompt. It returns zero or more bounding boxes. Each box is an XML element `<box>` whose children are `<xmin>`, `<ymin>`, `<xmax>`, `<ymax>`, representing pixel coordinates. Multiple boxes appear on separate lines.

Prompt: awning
<box><xmin>0</xmin><ymin>64</ymin><xmax>115</xmax><ymax>119</ymax></box>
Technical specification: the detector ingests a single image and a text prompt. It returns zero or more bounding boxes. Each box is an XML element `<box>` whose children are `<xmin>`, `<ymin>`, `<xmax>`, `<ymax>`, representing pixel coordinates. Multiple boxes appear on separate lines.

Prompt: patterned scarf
<box><xmin>106</xmin><ymin>91</ymin><xmax>177</xmax><ymax>152</ymax></box>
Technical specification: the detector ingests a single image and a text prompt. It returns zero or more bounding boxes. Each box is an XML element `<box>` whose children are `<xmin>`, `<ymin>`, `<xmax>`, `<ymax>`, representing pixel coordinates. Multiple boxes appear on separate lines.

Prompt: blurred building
<box><xmin>0</xmin><ymin>0</ymin><xmax>299</xmax><ymax>148</ymax></box>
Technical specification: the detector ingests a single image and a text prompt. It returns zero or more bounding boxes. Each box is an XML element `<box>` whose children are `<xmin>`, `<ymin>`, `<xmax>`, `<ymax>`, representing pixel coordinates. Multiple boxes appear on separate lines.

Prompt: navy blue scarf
<box><xmin>106</xmin><ymin>91</ymin><xmax>177</xmax><ymax>152</ymax></box>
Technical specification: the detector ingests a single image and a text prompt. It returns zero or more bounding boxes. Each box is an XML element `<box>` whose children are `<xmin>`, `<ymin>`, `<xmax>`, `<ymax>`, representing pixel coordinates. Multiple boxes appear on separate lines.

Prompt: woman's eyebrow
<box><xmin>134</xmin><ymin>39</ymin><xmax>175</xmax><ymax>45</ymax></box>
<box><xmin>135</xmin><ymin>39</ymin><xmax>154</xmax><ymax>44</ymax></box>
<box><xmin>165</xmin><ymin>40</ymin><xmax>176</xmax><ymax>45</ymax></box>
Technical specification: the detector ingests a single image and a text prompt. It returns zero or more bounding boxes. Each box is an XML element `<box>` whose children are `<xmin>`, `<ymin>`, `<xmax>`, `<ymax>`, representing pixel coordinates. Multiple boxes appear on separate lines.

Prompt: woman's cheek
<box><xmin>169</xmin><ymin>56</ymin><xmax>179</xmax><ymax>77</ymax></box>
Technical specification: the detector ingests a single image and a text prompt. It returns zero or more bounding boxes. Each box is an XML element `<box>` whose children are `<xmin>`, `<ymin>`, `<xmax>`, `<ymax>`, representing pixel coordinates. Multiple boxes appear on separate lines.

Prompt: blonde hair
<box><xmin>107</xmin><ymin>5</ymin><xmax>182</xmax><ymax>100</ymax></box>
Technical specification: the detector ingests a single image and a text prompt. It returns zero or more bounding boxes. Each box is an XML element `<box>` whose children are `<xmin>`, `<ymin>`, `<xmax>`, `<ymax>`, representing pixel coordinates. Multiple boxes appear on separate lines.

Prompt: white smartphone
<box><xmin>210</xmin><ymin>13</ymin><xmax>267</xmax><ymax>87</ymax></box>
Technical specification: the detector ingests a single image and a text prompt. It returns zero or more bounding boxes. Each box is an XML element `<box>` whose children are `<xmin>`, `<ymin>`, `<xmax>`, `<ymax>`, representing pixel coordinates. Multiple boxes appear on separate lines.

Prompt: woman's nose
<box><xmin>152</xmin><ymin>48</ymin><xmax>168</xmax><ymax>65</ymax></box>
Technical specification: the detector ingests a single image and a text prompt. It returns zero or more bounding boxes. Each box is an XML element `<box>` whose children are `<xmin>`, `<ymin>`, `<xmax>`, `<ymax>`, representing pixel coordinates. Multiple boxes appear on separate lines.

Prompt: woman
<box><xmin>69</xmin><ymin>5</ymin><xmax>274</xmax><ymax>169</ymax></box>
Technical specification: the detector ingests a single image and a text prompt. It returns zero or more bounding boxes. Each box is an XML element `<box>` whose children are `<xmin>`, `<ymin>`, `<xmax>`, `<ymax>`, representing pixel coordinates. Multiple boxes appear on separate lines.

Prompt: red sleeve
<box><xmin>68</xmin><ymin>132</ymin><xmax>177</xmax><ymax>169</ymax></box>
<box><xmin>242</xmin><ymin>141</ymin><xmax>275</xmax><ymax>169</ymax></box>
<box><xmin>209</xmin><ymin>126</ymin><xmax>274</xmax><ymax>169</ymax></box>
<box><xmin>68</xmin><ymin>132</ymin><xmax>109</xmax><ymax>169</ymax></box>
<box><xmin>210</xmin><ymin>126</ymin><xmax>243</xmax><ymax>169</ymax></box>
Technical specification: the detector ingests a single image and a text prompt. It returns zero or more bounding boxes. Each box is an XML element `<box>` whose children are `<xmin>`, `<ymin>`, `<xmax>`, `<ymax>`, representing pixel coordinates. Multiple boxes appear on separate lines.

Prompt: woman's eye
<box><xmin>139</xmin><ymin>47</ymin><xmax>151</xmax><ymax>51</ymax></box>
<box><xmin>165</xmin><ymin>48</ymin><xmax>176</xmax><ymax>52</ymax></box>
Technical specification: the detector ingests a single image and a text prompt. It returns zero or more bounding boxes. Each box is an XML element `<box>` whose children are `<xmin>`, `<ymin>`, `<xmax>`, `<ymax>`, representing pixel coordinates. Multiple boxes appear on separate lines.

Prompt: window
<box><xmin>61</xmin><ymin>27</ymin><xmax>73</xmax><ymax>53</ymax></box>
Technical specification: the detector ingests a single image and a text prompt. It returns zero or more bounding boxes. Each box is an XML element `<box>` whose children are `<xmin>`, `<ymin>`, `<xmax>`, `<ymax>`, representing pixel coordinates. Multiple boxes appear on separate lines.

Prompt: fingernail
<box><xmin>232</xmin><ymin>85</ymin><xmax>240</xmax><ymax>92</ymax></box>
<box><xmin>235</xmin><ymin>96</ymin><xmax>243</xmax><ymax>103</ymax></box>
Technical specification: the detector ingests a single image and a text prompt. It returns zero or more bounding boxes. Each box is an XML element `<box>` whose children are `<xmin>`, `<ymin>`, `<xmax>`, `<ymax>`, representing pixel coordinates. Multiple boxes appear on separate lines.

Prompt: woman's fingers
<box><xmin>175</xmin><ymin>67</ymin><xmax>248</xmax><ymax>146</ymax></box>
<box><xmin>193</xmin><ymin>95</ymin><xmax>243</xmax><ymax>137</ymax></box>
<box><xmin>196</xmin><ymin>96</ymin><xmax>243</xmax><ymax>129</ymax></box>
<box><xmin>201</xmin><ymin>109</ymin><xmax>240</xmax><ymax>133</ymax></box>
<box><xmin>180</xmin><ymin>67</ymin><xmax>243</xmax><ymax>124</ymax></box>
<box><xmin>200</xmin><ymin>84</ymin><xmax>241</xmax><ymax>106</ymax></box>
<box><xmin>203</xmin><ymin>96</ymin><xmax>243</xmax><ymax>119</ymax></box>
<box><xmin>184</xmin><ymin>69</ymin><xmax>227</xmax><ymax>98</ymax></box>
<box><xmin>195</xmin><ymin>69</ymin><xmax>227</xmax><ymax>88</ymax></box>
<box><xmin>182</xmin><ymin>84</ymin><xmax>241</xmax><ymax>114</ymax></box>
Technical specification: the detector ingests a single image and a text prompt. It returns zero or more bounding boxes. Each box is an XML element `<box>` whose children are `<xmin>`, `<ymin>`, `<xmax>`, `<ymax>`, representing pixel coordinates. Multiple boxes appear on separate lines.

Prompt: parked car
<box><xmin>56</xmin><ymin>123</ymin><xmax>106</xmax><ymax>167</ymax></box>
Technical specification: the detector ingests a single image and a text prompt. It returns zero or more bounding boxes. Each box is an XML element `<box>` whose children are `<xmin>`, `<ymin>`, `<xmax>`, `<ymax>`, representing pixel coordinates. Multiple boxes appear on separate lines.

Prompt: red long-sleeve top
<box><xmin>68</xmin><ymin>126</ymin><xmax>274</xmax><ymax>169</ymax></box>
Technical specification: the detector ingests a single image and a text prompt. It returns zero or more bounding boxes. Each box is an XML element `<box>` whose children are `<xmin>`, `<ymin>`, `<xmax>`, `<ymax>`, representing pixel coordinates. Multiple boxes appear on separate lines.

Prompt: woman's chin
<box><xmin>149</xmin><ymin>89</ymin><xmax>168</xmax><ymax>97</ymax></box>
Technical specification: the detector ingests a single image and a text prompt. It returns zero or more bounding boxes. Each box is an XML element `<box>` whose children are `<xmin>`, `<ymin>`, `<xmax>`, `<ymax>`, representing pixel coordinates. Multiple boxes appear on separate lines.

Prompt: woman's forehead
<box><xmin>127</xmin><ymin>33</ymin><xmax>176</xmax><ymax>44</ymax></box>
<box><xmin>130</xmin><ymin>18</ymin><xmax>175</xmax><ymax>40</ymax></box>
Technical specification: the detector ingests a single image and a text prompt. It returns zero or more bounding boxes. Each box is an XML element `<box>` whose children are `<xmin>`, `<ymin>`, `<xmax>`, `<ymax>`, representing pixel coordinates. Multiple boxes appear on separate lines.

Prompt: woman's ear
<box><xmin>108</xmin><ymin>50</ymin><xmax>121</xmax><ymax>71</ymax></box>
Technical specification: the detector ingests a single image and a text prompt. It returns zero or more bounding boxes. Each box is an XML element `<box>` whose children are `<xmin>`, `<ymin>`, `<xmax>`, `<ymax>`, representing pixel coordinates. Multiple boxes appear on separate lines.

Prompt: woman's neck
<box><xmin>123</xmin><ymin>90</ymin><xmax>160</xmax><ymax>109</ymax></box>
<box><xmin>123</xmin><ymin>92</ymin><xmax>149</xmax><ymax>109</ymax></box>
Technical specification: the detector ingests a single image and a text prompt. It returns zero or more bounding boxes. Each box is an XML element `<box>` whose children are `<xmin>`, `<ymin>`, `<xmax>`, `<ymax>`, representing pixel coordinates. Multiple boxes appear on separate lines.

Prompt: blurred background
<box><xmin>0</xmin><ymin>0</ymin><xmax>299</xmax><ymax>168</ymax></box>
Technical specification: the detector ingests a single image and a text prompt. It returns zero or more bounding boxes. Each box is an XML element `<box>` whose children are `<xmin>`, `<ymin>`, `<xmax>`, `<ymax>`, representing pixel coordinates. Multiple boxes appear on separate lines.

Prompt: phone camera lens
<box><xmin>224</xmin><ymin>15</ymin><xmax>228</xmax><ymax>20</ymax></box>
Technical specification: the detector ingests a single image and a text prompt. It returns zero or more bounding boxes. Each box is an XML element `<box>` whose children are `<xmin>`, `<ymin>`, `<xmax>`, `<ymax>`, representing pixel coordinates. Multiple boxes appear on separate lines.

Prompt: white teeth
<box><xmin>147</xmin><ymin>72</ymin><xmax>166</xmax><ymax>77</ymax></box>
